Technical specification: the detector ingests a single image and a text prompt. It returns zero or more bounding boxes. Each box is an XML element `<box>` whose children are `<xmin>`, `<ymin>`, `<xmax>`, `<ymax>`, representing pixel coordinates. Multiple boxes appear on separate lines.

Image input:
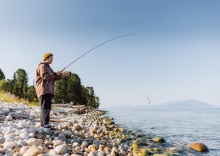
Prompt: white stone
<box><xmin>17</xmin><ymin>140</ymin><xmax>27</xmax><ymax>147</ymax></box>
<box><xmin>7</xmin><ymin>121</ymin><xmax>14</xmax><ymax>126</ymax></box>
<box><xmin>3</xmin><ymin>142</ymin><xmax>17</xmax><ymax>149</ymax></box>
<box><xmin>5</xmin><ymin>149</ymin><xmax>13</xmax><ymax>156</ymax></box>
<box><xmin>53</xmin><ymin>140</ymin><xmax>63</xmax><ymax>147</ymax></box>
<box><xmin>81</xmin><ymin>141</ymin><xmax>88</xmax><ymax>147</ymax></box>
<box><xmin>16</xmin><ymin>121</ymin><xmax>25</xmax><ymax>129</ymax></box>
<box><xmin>35</xmin><ymin>122</ymin><xmax>41</xmax><ymax>128</ymax></box>
<box><xmin>20</xmin><ymin>146</ymin><xmax>30</xmax><ymax>155</ymax></box>
<box><xmin>4</xmin><ymin>133</ymin><xmax>14</xmax><ymax>139</ymax></box>
<box><xmin>88</xmin><ymin>152</ymin><xmax>98</xmax><ymax>156</ymax></box>
<box><xmin>14</xmin><ymin>130</ymin><xmax>21</xmax><ymax>136</ymax></box>
<box><xmin>26</xmin><ymin>138</ymin><xmax>42</xmax><ymax>146</ymax></box>
<box><xmin>20</xmin><ymin>132</ymin><xmax>29</xmax><ymax>139</ymax></box>
<box><xmin>20</xmin><ymin>128</ymin><xmax>28</xmax><ymax>133</ymax></box>
<box><xmin>48</xmin><ymin>149</ymin><xmax>58</xmax><ymax>155</ymax></box>
<box><xmin>0</xmin><ymin>123</ymin><xmax>4</xmax><ymax>128</ymax></box>
<box><xmin>5</xmin><ymin>138</ymin><xmax>13</xmax><ymax>142</ymax></box>
<box><xmin>3</xmin><ymin>127</ymin><xmax>13</xmax><ymax>135</ymax></box>
<box><xmin>29</xmin><ymin>133</ymin><xmax>34</xmax><ymax>138</ymax></box>
<box><xmin>14</xmin><ymin>136</ymin><xmax>22</xmax><ymax>141</ymax></box>
<box><xmin>5</xmin><ymin>115</ymin><xmax>12</xmax><ymax>121</ymax></box>
<box><xmin>23</xmin><ymin>147</ymin><xmax>42</xmax><ymax>156</ymax></box>
<box><xmin>72</xmin><ymin>142</ymin><xmax>80</xmax><ymax>147</ymax></box>
<box><xmin>54</xmin><ymin>144</ymin><xmax>68</xmax><ymax>155</ymax></box>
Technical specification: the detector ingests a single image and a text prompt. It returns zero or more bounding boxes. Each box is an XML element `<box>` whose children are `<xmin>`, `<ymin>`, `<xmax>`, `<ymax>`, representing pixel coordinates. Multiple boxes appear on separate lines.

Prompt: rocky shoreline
<box><xmin>0</xmin><ymin>102</ymin><xmax>209</xmax><ymax>156</ymax></box>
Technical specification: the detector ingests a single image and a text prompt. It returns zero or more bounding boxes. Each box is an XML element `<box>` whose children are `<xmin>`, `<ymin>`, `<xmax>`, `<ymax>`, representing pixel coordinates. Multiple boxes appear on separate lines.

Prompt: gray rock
<box><xmin>58</xmin><ymin>132</ymin><xmax>66</xmax><ymax>140</ymax></box>
<box><xmin>0</xmin><ymin>137</ymin><xmax>5</xmax><ymax>144</ymax></box>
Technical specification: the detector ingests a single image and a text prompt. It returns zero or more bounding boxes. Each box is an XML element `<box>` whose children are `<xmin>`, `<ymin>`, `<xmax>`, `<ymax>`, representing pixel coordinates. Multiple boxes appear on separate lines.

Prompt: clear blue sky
<box><xmin>0</xmin><ymin>0</ymin><xmax>220</xmax><ymax>108</ymax></box>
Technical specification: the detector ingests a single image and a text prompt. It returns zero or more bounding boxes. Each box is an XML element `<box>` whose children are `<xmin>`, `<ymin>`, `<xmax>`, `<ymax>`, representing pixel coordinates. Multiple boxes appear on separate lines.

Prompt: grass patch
<box><xmin>0</xmin><ymin>91</ymin><xmax>39</xmax><ymax>106</ymax></box>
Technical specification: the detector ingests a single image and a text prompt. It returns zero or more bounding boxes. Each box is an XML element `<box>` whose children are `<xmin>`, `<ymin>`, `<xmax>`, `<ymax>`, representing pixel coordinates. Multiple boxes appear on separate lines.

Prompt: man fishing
<box><xmin>35</xmin><ymin>52</ymin><xmax>71</xmax><ymax>130</ymax></box>
<box><xmin>35</xmin><ymin>34</ymin><xmax>132</xmax><ymax>129</ymax></box>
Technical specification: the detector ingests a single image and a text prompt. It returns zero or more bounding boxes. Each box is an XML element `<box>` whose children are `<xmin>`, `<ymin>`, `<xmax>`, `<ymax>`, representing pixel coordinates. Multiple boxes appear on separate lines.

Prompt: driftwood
<box><xmin>72</xmin><ymin>105</ymin><xmax>93</xmax><ymax>115</ymax></box>
<box><xmin>52</xmin><ymin>104</ymin><xmax>95</xmax><ymax>115</ymax></box>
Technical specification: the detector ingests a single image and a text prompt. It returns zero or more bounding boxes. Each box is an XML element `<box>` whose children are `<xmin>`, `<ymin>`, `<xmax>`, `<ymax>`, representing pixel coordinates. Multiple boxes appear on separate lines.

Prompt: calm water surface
<box><xmin>107</xmin><ymin>108</ymin><xmax>220</xmax><ymax>156</ymax></box>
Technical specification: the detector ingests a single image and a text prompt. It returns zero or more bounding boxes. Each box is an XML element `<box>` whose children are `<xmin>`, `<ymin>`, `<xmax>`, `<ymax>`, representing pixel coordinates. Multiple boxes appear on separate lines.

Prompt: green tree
<box><xmin>85</xmin><ymin>87</ymin><xmax>100</xmax><ymax>108</ymax></box>
<box><xmin>25</xmin><ymin>85</ymin><xmax>38</xmax><ymax>102</ymax></box>
<box><xmin>54</xmin><ymin>73</ymin><xmax>100</xmax><ymax>108</ymax></box>
<box><xmin>54</xmin><ymin>76</ymin><xmax>68</xmax><ymax>103</ymax></box>
<box><xmin>81</xmin><ymin>85</ymin><xmax>89</xmax><ymax>105</ymax></box>
<box><xmin>67</xmin><ymin>73</ymin><xmax>82</xmax><ymax>105</ymax></box>
<box><xmin>0</xmin><ymin>68</ymin><xmax>5</xmax><ymax>80</ymax></box>
<box><xmin>0</xmin><ymin>79</ymin><xmax>14</xmax><ymax>93</ymax></box>
<box><xmin>12</xmin><ymin>69</ymin><xmax>28</xmax><ymax>98</ymax></box>
<box><xmin>94</xmin><ymin>96</ymin><xmax>100</xmax><ymax>108</ymax></box>
<box><xmin>55</xmin><ymin>73</ymin><xmax>82</xmax><ymax>104</ymax></box>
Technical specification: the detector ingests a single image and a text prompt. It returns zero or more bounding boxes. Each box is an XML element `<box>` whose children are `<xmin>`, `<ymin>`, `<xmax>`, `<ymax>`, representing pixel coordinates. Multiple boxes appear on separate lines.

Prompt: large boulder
<box><xmin>153</xmin><ymin>137</ymin><xmax>166</xmax><ymax>143</ymax></box>
<box><xmin>187</xmin><ymin>142</ymin><xmax>209</xmax><ymax>152</ymax></box>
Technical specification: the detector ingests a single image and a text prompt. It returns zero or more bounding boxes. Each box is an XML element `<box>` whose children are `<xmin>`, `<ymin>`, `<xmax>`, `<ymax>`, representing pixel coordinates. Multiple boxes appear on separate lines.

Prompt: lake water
<box><xmin>107</xmin><ymin>107</ymin><xmax>220</xmax><ymax>156</ymax></box>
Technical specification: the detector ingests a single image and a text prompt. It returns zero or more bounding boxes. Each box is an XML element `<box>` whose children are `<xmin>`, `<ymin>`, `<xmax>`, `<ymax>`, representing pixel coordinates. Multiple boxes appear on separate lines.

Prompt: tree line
<box><xmin>0</xmin><ymin>68</ymin><xmax>100</xmax><ymax>108</ymax></box>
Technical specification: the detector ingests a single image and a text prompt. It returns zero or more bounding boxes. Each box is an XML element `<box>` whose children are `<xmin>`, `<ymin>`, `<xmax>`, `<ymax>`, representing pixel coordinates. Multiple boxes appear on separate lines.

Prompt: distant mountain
<box><xmin>103</xmin><ymin>100</ymin><xmax>218</xmax><ymax>111</ymax></box>
<box><xmin>159</xmin><ymin>100</ymin><xmax>217</xmax><ymax>109</ymax></box>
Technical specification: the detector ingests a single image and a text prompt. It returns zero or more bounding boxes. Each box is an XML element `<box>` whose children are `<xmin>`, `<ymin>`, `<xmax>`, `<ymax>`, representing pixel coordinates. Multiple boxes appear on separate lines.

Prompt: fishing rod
<box><xmin>61</xmin><ymin>34</ymin><xmax>134</xmax><ymax>72</ymax></box>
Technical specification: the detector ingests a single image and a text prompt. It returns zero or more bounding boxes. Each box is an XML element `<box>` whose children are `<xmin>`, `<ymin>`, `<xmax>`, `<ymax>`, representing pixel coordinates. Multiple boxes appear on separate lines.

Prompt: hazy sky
<box><xmin>0</xmin><ymin>0</ymin><xmax>220</xmax><ymax>108</ymax></box>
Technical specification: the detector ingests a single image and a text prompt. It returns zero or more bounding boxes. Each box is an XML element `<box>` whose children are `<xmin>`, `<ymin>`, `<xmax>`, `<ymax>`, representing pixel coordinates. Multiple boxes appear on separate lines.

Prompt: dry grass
<box><xmin>0</xmin><ymin>91</ymin><xmax>39</xmax><ymax>106</ymax></box>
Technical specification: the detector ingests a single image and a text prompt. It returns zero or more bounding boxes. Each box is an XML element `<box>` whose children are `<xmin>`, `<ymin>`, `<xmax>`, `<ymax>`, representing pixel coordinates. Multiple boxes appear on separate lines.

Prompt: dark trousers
<box><xmin>39</xmin><ymin>94</ymin><xmax>52</xmax><ymax>127</ymax></box>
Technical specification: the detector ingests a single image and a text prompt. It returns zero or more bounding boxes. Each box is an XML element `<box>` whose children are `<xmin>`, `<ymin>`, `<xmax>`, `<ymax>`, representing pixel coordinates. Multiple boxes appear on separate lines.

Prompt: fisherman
<box><xmin>35</xmin><ymin>52</ymin><xmax>71</xmax><ymax>130</ymax></box>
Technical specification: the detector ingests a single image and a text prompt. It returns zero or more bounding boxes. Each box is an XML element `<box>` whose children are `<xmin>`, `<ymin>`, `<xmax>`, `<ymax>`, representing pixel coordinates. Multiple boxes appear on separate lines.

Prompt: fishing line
<box><xmin>61</xmin><ymin>34</ymin><xmax>134</xmax><ymax>72</ymax></box>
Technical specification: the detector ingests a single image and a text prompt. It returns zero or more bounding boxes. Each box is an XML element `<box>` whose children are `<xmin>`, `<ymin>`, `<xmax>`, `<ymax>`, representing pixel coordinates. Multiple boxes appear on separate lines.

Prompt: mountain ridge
<box><xmin>104</xmin><ymin>100</ymin><xmax>218</xmax><ymax>111</ymax></box>
<box><xmin>158</xmin><ymin>99</ymin><xmax>217</xmax><ymax>109</ymax></box>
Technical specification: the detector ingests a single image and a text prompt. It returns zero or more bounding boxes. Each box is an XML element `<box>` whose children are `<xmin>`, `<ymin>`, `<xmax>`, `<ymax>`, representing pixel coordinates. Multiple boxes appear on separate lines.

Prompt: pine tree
<box><xmin>0</xmin><ymin>68</ymin><xmax>5</xmax><ymax>80</ymax></box>
<box><xmin>12</xmin><ymin>69</ymin><xmax>28</xmax><ymax>98</ymax></box>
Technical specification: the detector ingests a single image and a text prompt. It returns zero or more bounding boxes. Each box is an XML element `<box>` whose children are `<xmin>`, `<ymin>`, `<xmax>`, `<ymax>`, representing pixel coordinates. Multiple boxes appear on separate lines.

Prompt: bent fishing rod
<box><xmin>61</xmin><ymin>34</ymin><xmax>134</xmax><ymax>72</ymax></box>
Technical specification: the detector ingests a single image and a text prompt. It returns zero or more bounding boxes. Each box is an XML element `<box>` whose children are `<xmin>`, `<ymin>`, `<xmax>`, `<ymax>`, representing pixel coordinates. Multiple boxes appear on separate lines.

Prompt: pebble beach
<box><xmin>0</xmin><ymin>102</ymin><xmax>209</xmax><ymax>156</ymax></box>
